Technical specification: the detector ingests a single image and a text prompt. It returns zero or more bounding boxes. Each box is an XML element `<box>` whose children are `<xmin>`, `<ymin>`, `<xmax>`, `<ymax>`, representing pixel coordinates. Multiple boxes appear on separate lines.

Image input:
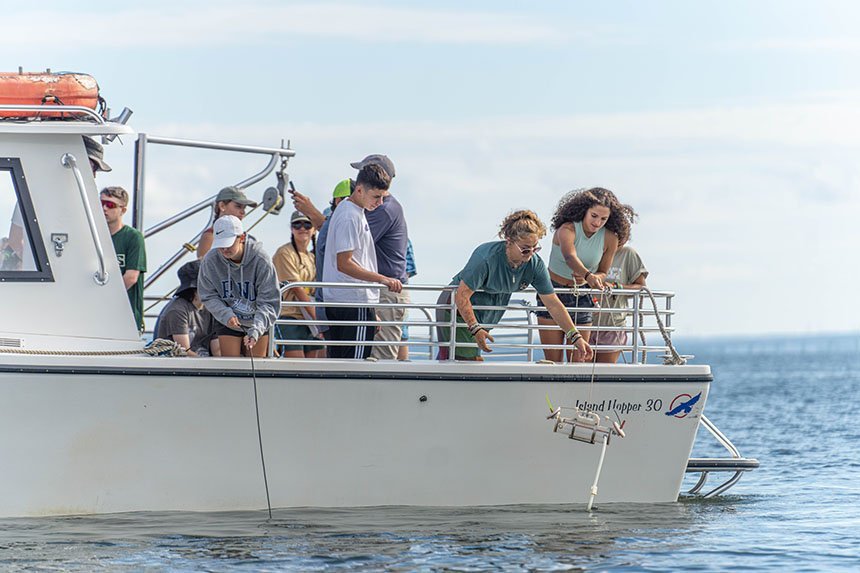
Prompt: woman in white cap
<box><xmin>197</xmin><ymin>186</ymin><xmax>258</xmax><ymax>259</ymax></box>
<box><xmin>272</xmin><ymin>211</ymin><xmax>321</xmax><ymax>358</ymax></box>
<box><xmin>197</xmin><ymin>215</ymin><xmax>280</xmax><ymax>357</ymax></box>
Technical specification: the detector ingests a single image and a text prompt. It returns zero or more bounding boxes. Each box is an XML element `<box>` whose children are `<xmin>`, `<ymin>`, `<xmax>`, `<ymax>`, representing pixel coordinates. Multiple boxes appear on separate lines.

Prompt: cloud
<box><xmin>738</xmin><ymin>37</ymin><xmax>860</xmax><ymax>53</ymax></box>
<box><xmin>100</xmin><ymin>98</ymin><xmax>860</xmax><ymax>335</ymax></box>
<box><xmin>0</xmin><ymin>3</ymin><xmax>566</xmax><ymax>48</ymax></box>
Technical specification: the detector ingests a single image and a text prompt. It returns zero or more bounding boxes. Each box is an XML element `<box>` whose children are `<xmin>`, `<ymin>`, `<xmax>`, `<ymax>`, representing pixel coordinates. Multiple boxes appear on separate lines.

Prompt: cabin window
<box><xmin>0</xmin><ymin>158</ymin><xmax>53</xmax><ymax>282</ymax></box>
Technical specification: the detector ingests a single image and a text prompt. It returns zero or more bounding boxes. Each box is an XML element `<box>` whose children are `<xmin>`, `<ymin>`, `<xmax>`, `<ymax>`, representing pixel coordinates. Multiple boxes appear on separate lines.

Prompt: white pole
<box><xmin>586</xmin><ymin>435</ymin><xmax>609</xmax><ymax>512</ymax></box>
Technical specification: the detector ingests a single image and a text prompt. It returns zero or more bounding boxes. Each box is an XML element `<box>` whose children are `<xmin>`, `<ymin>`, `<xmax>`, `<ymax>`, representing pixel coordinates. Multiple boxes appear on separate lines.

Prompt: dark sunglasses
<box><xmin>291</xmin><ymin>221</ymin><xmax>312</xmax><ymax>230</ymax></box>
<box><xmin>101</xmin><ymin>200</ymin><xmax>122</xmax><ymax>209</ymax></box>
<box><xmin>514</xmin><ymin>242</ymin><xmax>542</xmax><ymax>255</ymax></box>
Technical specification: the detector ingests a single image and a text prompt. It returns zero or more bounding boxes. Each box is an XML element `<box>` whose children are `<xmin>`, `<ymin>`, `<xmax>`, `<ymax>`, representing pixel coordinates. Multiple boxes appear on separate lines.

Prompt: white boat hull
<box><xmin>0</xmin><ymin>356</ymin><xmax>709</xmax><ymax>517</ymax></box>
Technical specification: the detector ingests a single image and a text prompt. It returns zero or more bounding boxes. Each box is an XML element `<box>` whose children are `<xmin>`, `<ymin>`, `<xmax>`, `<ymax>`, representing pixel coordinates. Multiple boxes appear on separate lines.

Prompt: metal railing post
<box><xmin>632</xmin><ymin>293</ymin><xmax>641</xmax><ymax>364</ymax></box>
<box><xmin>132</xmin><ymin>133</ymin><xmax>146</xmax><ymax>232</ymax></box>
<box><xmin>448</xmin><ymin>289</ymin><xmax>458</xmax><ymax>361</ymax></box>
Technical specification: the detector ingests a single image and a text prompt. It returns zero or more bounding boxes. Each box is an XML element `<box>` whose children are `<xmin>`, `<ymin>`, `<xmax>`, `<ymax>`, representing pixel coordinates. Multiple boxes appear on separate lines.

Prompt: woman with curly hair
<box><xmin>437</xmin><ymin>209</ymin><xmax>592</xmax><ymax>362</ymax></box>
<box><xmin>536</xmin><ymin>187</ymin><xmax>637</xmax><ymax>362</ymax></box>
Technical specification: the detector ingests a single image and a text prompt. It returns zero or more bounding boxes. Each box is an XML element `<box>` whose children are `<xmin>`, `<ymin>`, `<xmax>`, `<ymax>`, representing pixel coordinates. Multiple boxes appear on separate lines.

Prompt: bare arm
<box><xmin>288</xmin><ymin>285</ymin><xmax>317</xmax><ymax>319</ymax></box>
<box><xmin>336</xmin><ymin>250</ymin><xmax>402</xmax><ymax>292</ymax></box>
<box><xmin>453</xmin><ymin>280</ymin><xmax>494</xmax><ymax>352</ymax></box>
<box><xmin>123</xmin><ymin>269</ymin><xmax>140</xmax><ymax>290</ymax></box>
<box><xmin>171</xmin><ymin>333</ymin><xmax>198</xmax><ymax>356</ymax></box>
<box><xmin>197</xmin><ymin>229</ymin><xmax>213</xmax><ymax>259</ymax></box>
<box><xmin>557</xmin><ymin>225</ymin><xmax>596</xmax><ymax>283</ymax></box>
<box><xmin>291</xmin><ymin>191</ymin><xmax>326</xmax><ymax>229</ymax></box>
<box><xmin>594</xmin><ymin>231</ymin><xmax>619</xmax><ymax>280</ymax></box>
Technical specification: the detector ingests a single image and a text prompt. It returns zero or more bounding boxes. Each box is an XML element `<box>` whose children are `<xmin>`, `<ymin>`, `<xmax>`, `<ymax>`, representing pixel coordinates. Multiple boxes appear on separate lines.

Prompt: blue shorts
<box><xmin>535</xmin><ymin>280</ymin><xmax>594</xmax><ymax>325</ymax></box>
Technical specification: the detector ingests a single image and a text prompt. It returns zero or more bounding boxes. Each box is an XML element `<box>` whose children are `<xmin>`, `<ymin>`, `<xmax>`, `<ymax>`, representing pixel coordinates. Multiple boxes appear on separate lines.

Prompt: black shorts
<box><xmin>214</xmin><ymin>321</ymin><xmax>245</xmax><ymax>338</ymax></box>
<box><xmin>535</xmin><ymin>280</ymin><xmax>595</xmax><ymax>324</ymax></box>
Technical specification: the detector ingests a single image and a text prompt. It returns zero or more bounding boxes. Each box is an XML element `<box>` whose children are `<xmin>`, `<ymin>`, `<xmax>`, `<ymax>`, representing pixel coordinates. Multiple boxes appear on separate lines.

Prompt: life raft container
<box><xmin>0</xmin><ymin>71</ymin><xmax>103</xmax><ymax>118</ymax></box>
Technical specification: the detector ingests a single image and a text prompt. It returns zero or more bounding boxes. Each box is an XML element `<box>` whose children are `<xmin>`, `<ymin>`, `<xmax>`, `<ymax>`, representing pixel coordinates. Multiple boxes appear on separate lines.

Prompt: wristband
<box><xmin>467</xmin><ymin>322</ymin><xmax>483</xmax><ymax>336</ymax></box>
<box><xmin>584</xmin><ymin>271</ymin><xmax>592</xmax><ymax>281</ymax></box>
<box><xmin>565</xmin><ymin>328</ymin><xmax>582</xmax><ymax>344</ymax></box>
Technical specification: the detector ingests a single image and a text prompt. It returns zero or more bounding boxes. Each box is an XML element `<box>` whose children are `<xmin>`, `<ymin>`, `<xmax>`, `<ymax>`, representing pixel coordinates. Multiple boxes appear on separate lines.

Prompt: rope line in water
<box><xmin>244</xmin><ymin>331</ymin><xmax>273</xmax><ymax>520</ymax></box>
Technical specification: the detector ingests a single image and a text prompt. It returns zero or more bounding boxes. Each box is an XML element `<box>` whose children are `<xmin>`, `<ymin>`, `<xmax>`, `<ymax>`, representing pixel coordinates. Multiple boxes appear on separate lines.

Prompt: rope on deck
<box><xmin>0</xmin><ymin>338</ymin><xmax>186</xmax><ymax>357</ymax></box>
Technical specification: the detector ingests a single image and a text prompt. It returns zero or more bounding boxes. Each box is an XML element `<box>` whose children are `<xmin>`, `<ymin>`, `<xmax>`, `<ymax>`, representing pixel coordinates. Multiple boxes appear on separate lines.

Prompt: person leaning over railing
<box><xmin>436</xmin><ymin>210</ymin><xmax>592</xmax><ymax>362</ymax></box>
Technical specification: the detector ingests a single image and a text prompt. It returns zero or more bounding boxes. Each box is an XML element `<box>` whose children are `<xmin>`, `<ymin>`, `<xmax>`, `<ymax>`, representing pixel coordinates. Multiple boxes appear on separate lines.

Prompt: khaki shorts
<box><xmin>591</xmin><ymin>329</ymin><xmax>628</xmax><ymax>352</ymax></box>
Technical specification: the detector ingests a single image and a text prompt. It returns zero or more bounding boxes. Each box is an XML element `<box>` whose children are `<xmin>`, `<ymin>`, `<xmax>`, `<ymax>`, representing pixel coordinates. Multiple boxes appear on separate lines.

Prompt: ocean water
<box><xmin>1</xmin><ymin>334</ymin><xmax>858</xmax><ymax>572</ymax></box>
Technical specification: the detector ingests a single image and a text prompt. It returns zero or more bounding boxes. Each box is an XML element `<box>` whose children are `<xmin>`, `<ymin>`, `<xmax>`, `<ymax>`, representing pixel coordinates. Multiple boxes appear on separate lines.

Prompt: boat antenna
<box><xmin>244</xmin><ymin>327</ymin><xmax>273</xmax><ymax>519</ymax></box>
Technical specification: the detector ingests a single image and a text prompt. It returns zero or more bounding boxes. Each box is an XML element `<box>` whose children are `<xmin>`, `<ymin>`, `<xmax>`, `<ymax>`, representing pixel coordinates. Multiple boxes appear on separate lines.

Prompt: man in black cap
<box><xmin>153</xmin><ymin>260</ymin><xmax>219</xmax><ymax>356</ymax></box>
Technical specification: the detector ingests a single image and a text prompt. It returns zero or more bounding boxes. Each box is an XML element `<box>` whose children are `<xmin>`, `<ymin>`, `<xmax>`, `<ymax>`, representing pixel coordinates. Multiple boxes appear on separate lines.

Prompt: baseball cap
<box><xmin>84</xmin><ymin>136</ymin><xmax>112</xmax><ymax>172</ymax></box>
<box><xmin>349</xmin><ymin>154</ymin><xmax>395</xmax><ymax>179</ymax></box>
<box><xmin>176</xmin><ymin>260</ymin><xmax>200</xmax><ymax>293</ymax></box>
<box><xmin>332</xmin><ymin>179</ymin><xmax>354</xmax><ymax>199</ymax></box>
<box><xmin>216</xmin><ymin>186</ymin><xmax>258</xmax><ymax>207</ymax></box>
<box><xmin>211</xmin><ymin>215</ymin><xmax>244</xmax><ymax>249</ymax></box>
<box><xmin>290</xmin><ymin>210</ymin><xmax>311</xmax><ymax>224</ymax></box>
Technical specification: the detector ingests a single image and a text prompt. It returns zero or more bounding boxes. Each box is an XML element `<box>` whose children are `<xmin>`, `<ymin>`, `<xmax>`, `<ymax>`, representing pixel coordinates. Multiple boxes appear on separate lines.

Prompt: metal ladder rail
<box><xmin>686</xmin><ymin>414</ymin><xmax>760</xmax><ymax>497</ymax></box>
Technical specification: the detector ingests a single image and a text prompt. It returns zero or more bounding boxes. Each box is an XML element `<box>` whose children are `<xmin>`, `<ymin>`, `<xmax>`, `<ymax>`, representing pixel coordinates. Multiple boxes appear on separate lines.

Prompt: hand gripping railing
<box><xmin>61</xmin><ymin>152</ymin><xmax>109</xmax><ymax>285</ymax></box>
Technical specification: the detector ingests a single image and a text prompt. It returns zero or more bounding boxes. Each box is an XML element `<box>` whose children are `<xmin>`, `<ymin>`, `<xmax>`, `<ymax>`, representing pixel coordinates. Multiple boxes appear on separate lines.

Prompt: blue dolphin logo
<box><xmin>665</xmin><ymin>392</ymin><xmax>701</xmax><ymax>417</ymax></box>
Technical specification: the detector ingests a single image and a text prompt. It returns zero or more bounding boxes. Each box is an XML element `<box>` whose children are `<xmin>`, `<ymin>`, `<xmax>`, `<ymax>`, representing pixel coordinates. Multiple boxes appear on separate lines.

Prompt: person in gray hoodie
<box><xmin>198</xmin><ymin>215</ymin><xmax>280</xmax><ymax>357</ymax></box>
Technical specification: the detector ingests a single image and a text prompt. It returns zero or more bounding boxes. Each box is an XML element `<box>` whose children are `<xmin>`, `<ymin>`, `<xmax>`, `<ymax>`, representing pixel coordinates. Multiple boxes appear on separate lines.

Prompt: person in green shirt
<box><xmin>101</xmin><ymin>186</ymin><xmax>147</xmax><ymax>332</ymax></box>
<box><xmin>437</xmin><ymin>209</ymin><xmax>593</xmax><ymax>362</ymax></box>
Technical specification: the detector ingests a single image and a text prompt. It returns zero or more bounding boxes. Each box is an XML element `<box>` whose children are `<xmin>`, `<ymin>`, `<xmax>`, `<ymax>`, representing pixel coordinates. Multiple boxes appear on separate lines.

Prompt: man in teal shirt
<box><xmin>101</xmin><ymin>186</ymin><xmax>147</xmax><ymax>332</ymax></box>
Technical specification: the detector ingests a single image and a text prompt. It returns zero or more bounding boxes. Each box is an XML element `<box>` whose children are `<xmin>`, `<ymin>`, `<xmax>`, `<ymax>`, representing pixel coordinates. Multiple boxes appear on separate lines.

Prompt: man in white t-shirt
<box><xmin>322</xmin><ymin>164</ymin><xmax>402</xmax><ymax>359</ymax></box>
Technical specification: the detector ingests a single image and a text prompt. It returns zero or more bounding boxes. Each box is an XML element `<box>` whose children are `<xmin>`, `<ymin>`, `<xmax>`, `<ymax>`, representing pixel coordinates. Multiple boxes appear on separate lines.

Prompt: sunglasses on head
<box><xmin>291</xmin><ymin>221</ymin><xmax>312</xmax><ymax>230</ymax></box>
<box><xmin>101</xmin><ymin>199</ymin><xmax>122</xmax><ymax>209</ymax></box>
<box><xmin>513</xmin><ymin>242</ymin><xmax>542</xmax><ymax>255</ymax></box>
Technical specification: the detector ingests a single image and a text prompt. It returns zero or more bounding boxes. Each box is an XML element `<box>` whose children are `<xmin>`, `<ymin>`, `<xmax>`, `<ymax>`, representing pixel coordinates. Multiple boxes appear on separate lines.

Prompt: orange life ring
<box><xmin>0</xmin><ymin>71</ymin><xmax>101</xmax><ymax>118</ymax></box>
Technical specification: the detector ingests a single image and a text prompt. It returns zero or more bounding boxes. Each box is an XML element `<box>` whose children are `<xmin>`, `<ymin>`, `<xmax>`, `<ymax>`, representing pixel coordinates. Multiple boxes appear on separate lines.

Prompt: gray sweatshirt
<box><xmin>198</xmin><ymin>236</ymin><xmax>280</xmax><ymax>341</ymax></box>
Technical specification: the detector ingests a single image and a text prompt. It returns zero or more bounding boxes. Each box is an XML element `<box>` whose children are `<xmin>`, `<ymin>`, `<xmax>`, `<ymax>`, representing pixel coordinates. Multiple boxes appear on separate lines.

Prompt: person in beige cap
<box><xmin>197</xmin><ymin>186</ymin><xmax>258</xmax><ymax>259</ymax></box>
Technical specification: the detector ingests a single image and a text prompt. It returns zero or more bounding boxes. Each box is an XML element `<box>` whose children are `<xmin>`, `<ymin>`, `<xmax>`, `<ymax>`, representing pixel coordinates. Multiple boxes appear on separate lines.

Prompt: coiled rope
<box><xmin>0</xmin><ymin>338</ymin><xmax>186</xmax><ymax>357</ymax></box>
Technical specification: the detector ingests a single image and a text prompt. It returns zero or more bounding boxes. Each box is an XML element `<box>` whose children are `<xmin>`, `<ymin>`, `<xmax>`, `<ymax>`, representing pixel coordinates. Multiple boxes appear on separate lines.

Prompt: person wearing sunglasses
<box><xmin>272</xmin><ymin>211</ymin><xmax>321</xmax><ymax>358</ymax></box>
<box><xmin>101</xmin><ymin>186</ymin><xmax>147</xmax><ymax>333</ymax></box>
<box><xmin>536</xmin><ymin>187</ymin><xmax>637</xmax><ymax>362</ymax></box>
<box><xmin>197</xmin><ymin>186</ymin><xmax>258</xmax><ymax>259</ymax></box>
<box><xmin>436</xmin><ymin>209</ymin><xmax>592</xmax><ymax>362</ymax></box>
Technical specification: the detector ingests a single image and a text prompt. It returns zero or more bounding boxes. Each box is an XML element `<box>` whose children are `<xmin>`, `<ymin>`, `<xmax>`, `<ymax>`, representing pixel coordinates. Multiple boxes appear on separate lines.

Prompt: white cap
<box><xmin>212</xmin><ymin>215</ymin><xmax>244</xmax><ymax>249</ymax></box>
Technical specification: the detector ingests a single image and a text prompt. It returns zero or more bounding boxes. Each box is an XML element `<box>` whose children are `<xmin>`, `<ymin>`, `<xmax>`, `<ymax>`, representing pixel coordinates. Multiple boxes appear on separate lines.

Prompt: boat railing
<box><xmin>133</xmin><ymin>134</ymin><xmax>295</xmax><ymax>289</ymax></box>
<box><xmin>685</xmin><ymin>415</ymin><xmax>760</xmax><ymax>497</ymax></box>
<box><xmin>268</xmin><ymin>281</ymin><xmax>677</xmax><ymax>363</ymax></box>
<box><xmin>0</xmin><ymin>104</ymin><xmax>106</xmax><ymax>124</ymax></box>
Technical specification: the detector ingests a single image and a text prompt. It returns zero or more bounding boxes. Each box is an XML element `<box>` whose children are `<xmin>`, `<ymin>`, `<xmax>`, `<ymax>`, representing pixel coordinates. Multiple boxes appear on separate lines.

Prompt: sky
<box><xmin>5</xmin><ymin>0</ymin><xmax>860</xmax><ymax>336</ymax></box>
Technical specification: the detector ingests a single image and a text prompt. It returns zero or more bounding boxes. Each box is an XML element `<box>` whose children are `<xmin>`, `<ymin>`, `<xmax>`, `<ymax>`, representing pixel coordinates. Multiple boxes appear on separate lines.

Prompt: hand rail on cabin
<box><xmin>61</xmin><ymin>152</ymin><xmax>109</xmax><ymax>285</ymax></box>
<box><xmin>0</xmin><ymin>105</ymin><xmax>106</xmax><ymax>124</ymax></box>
